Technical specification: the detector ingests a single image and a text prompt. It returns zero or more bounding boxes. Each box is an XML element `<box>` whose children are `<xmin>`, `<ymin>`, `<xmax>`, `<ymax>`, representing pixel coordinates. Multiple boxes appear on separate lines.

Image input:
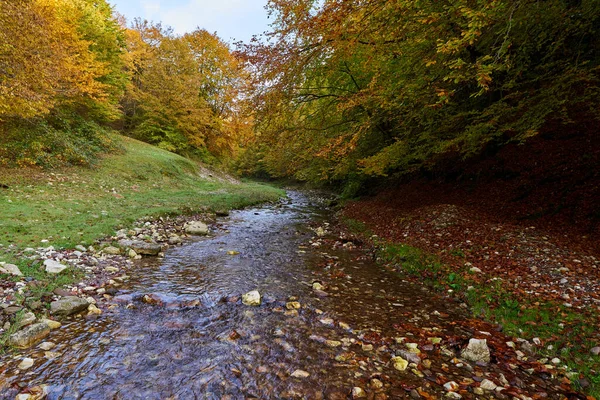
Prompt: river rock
<box><xmin>44</xmin><ymin>259</ymin><xmax>67</xmax><ymax>274</ymax></box>
<box><xmin>185</xmin><ymin>221</ymin><xmax>209</xmax><ymax>235</ymax></box>
<box><xmin>3</xmin><ymin>305</ymin><xmax>23</xmax><ymax>315</ymax></box>
<box><xmin>480</xmin><ymin>379</ymin><xmax>497</xmax><ymax>391</ymax></box>
<box><xmin>291</xmin><ymin>369</ymin><xmax>310</xmax><ymax>378</ymax></box>
<box><xmin>168</xmin><ymin>235</ymin><xmax>182</xmax><ymax>245</ymax></box>
<box><xmin>102</xmin><ymin>246</ymin><xmax>121</xmax><ymax>255</ymax></box>
<box><xmin>39</xmin><ymin>342</ymin><xmax>56</xmax><ymax>351</ymax></box>
<box><xmin>40</xmin><ymin>318</ymin><xmax>61</xmax><ymax>330</ymax></box>
<box><xmin>87</xmin><ymin>304</ymin><xmax>102</xmax><ymax>315</ymax></box>
<box><xmin>461</xmin><ymin>338</ymin><xmax>491</xmax><ymax>363</ymax></box>
<box><xmin>18</xmin><ymin>358</ymin><xmax>34</xmax><ymax>370</ymax></box>
<box><xmin>391</xmin><ymin>356</ymin><xmax>409</xmax><ymax>371</ymax></box>
<box><xmin>242</xmin><ymin>290</ymin><xmax>261</xmax><ymax>306</ymax></box>
<box><xmin>17</xmin><ymin>311</ymin><xmax>37</xmax><ymax>329</ymax></box>
<box><xmin>118</xmin><ymin>240</ymin><xmax>162</xmax><ymax>256</ymax></box>
<box><xmin>351</xmin><ymin>387</ymin><xmax>367</xmax><ymax>398</ymax></box>
<box><xmin>590</xmin><ymin>346</ymin><xmax>600</xmax><ymax>356</ymax></box>
<box><xmin>8</xmin><ymin>323</ymin><xmax>51</xmax><ymax>348</ymax></box>
<box><xmin>50</xmin><ymin>296</ymin><xmax>90</xmax><ymax>317</ymax></box>
<box><xmin>0</xmin><ymin>263</ymin><xmax>23</xmax><ymax>276</ymax></box>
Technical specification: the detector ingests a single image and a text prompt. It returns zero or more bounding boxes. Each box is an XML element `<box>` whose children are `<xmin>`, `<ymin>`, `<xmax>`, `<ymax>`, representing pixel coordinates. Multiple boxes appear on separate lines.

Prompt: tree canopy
<box><xmin>236</xmin><ymin>0</ymin><xmax>600</xmax><ymax>191</ymax></box>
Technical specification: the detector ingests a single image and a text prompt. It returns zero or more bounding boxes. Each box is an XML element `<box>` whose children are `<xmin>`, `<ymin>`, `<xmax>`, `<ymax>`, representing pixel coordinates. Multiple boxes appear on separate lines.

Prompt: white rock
<box><xmin>0</xmin><ymin>263</ymin><xmax>22</xmax><ymax>276</ymax></box>
<box><xmin>18</xmin><ymin>358</ymin><xmax>34</xmax><ymax>370</ymax></box>
<box><xmin>469</xmin><ymin>267</ymin><xmax>482</xmax><ymax>273</ymax></box>
<box><xmin>461</xmin><ymin>338</ymin><xmax>490</xmax><ymax>363</ymax></box>
<box><xmin>291</xmin><ymin>369</ymin><xmax>310</xmax><ymax>378</ymax></box>
<box><xmin>44</xmin><ymin>259</ymin><xmax>67</xmax><ymax>274</ymax></box>
<box><xmin>444</xmin><ymin>381</ymin><xmax>459</xmax><ymax>391</ymax></box>
<box><xmin>185</xmin><ymin>221</ymin><xmax>209</xmax><ymax>235</ymax></box>
<box><xmin>39</xmin><ymin>342</ymin><xmax>56</xmax><ymax>351</ymax></box>
<box><xmin>351</xmin><ymin>387</ymin><xmax>366</xmax><ymax>398</ymax></box>
<box><xmin>242</xmin><ymin>290</ymin><xmax>261</xmax><ymax>306</ymax></box>
<box><xmin>480</xmin><ymin>379</ymin><xmax>497</xmax><ymax>391</ymax></box>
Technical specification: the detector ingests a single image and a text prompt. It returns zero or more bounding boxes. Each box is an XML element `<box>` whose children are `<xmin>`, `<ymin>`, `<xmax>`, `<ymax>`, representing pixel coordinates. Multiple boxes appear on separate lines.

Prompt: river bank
<box><xmin>0</xmin><ymin>191</ymin><xmax>589</xmax><ymax>399</ymax></box>
<box><xmin>0</xmin><ymin>136</ymin><xmax>283</xmax><ymax>351</ymax></box>
<box><xmin>343</xmin><ymin>184</ymin><xmax>600</xmax><ymax>398</ymax></box>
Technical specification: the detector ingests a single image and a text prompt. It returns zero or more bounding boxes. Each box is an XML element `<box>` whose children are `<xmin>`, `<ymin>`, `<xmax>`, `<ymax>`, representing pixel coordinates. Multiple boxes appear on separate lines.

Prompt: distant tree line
<box><xmin>0</xmin><ymin>0</ymin><xmax>249</xmax><ymax>167</ymax></box>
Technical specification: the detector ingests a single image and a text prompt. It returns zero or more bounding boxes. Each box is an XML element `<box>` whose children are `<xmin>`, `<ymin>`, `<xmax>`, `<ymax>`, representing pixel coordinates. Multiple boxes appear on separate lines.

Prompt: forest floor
<box><xmin>342</xmin><ymin>176</ymin><xmax>600</xmax><ymax>397</ymax></box>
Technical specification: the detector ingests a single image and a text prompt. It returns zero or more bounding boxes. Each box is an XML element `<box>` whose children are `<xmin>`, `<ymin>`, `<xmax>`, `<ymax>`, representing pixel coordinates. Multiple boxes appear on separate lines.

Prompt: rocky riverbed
<box><xmin>0</xmin><ymin>192</ymin><xmax>587</xmax><ymax>399</ymax></box>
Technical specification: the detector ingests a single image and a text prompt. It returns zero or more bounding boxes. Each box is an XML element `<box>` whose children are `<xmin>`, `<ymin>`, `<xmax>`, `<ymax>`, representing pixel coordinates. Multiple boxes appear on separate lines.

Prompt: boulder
<box><xmin>118</xmin><ymin>239</ymin><xmax>162</xmax><ymax>256</ymax></box>
<box><xmin>50</xmin><ymin>296</ymin><xmax>90</xmax><ymax>317</ymax></box>
<box><xmin>242</xmin><ymin>290</ymin><xmax>261</xmax><ymax>306</ymax></box>
<box><xmin>40</xmin><ymin>318</ymin><xmax>61</xmax><ymax>330</ymax></box>
<box><xmin>102</xmin><ymin>246</ymin><xmax>121</xmax><ymax>255</ymax></box>
<box><xmin>44</xmin><ymin>259</ymin><xmax>67</xmax><ymax>274</ymax></box>
<box><xmin>0</xmin><ymin>263</ymin><xmax>23</xmax><ymax>276</ymax></box>
<box><xmin>16</xmin><ymin>311</ymin><xmax>36</xmax><ymax>329</ymax></box>
<box><xmin>8</xmin><ymin>323</ymin><xmax>51</xmax><ymax>348</ymax></box>
<box><xmin>185</xmin><ymin>221</ymin><xmax>209</xmax><ymax>235</ymax></box>
<box><xmin>461</xmin><ymin>338</ymin><xmax>491</xmax><ymax>363</ymax></box>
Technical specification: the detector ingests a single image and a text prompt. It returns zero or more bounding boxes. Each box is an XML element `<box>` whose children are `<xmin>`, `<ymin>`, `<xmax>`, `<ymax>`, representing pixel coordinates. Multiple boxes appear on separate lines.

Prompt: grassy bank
<box><xmin>0</xmin><ymin>136</ymin><xmax>283</xmax><ymax>253</ymax></box>
<box><xmin>343</xmin><ymin>217</ymin><xmax>600</xmax><ymax>398</ymax></box>
<box><xmin>0</xmin><ymin>136</ymin><xmax>283</xmax><ymax>338</ymax></box>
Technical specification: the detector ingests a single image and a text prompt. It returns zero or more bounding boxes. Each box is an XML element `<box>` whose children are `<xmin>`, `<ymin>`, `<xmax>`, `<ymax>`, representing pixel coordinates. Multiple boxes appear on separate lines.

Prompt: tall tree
<box><xmin>239</xmin><ymin>0</ymin><xmax>600</xmax><ymax>188</ymax></box>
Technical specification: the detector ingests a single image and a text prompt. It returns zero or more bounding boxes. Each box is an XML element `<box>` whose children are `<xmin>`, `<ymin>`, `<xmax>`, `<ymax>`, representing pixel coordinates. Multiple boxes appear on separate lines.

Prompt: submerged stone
<box><xmin>242</xmin><ymin>290</ymin><xmax>261</xmax><ymax>306</ymax></box>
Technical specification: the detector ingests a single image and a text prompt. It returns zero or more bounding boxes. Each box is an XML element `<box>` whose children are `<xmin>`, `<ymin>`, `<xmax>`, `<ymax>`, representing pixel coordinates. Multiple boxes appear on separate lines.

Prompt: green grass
<box><xmin>343</xmin><ymin>219</ymin><xmax>600</xmax><ymax>398</ymax></box>
<box><xmin>0</xmin><ymin>136</ymin><xmax>284</xmax><ymax>252</ymax></box>
<box><xmin>0</xmin><ymin>136</ymin><xmax>283</xmax><ymax>350</ymax></box>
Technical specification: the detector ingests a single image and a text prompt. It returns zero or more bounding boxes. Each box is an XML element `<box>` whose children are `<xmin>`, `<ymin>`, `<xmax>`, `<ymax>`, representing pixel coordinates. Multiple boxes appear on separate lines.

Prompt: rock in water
<box><xmin>242</xmin><ymin>290</ymin><xmax>261</xmax><ymax>306</ymax></box>
<box><xmin>185</xmin><ymin>221</ymin><xmax>209</xmax><ymax>235</ymax></box>
<box><xmin>291</xmin><ymin>369</ymin><xmax>310</xmax><ymax>378</ymax></box>
<box><xmin>461</xmin><ymin>338</ymin><xmax>491</xmax><ymax>363</ymax></box>
<box><xmin>18</xmin><ymin>358</ymin><xmax>34</xmax><ymax>370</ymax></box>
<box><xmin>0</xmin><ymin>263</ymin><xmax>23</xmax><ymax>276</ymax></box>
<box><xmin>44</xmin><ymin>259</ymin><xmax>67</xmax><ymax>274</ymax></box>
<box><xmin>8</xmin><ymin>323</ymin><xmax>51</xmax><ymax>348</ymax></box>
<box><xmin>50</xmin><ymin>296</ymin><xmax>90</xmax><ymax>317</ymax></box>
<box><xmin>40</xmin><ymin>318</ymin><xmax>62</xmax><ymax>330</ymax></box>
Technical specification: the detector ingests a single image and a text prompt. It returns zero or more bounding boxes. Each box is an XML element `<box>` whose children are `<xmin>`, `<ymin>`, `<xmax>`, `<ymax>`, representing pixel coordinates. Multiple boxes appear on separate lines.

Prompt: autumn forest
<box><xmin>1</xmin><ymin>0</ymin><xmax>600</xmax><ymax>397</ymax></box>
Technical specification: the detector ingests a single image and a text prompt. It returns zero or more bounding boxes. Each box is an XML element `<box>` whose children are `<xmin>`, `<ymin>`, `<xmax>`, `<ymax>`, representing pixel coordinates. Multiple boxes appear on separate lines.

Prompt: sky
<box><xmin>108</xmin><ymin>0</ymin><xmax>272</xmax><ymax>44</ymax></box>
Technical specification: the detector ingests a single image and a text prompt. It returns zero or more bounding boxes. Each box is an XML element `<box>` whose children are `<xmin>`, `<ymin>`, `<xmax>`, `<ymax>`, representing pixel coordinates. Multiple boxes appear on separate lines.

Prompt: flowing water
<box><xmin>0</xmin><ymin>192</ymin><xmax>571</xmax><ymax>399</ymax></box>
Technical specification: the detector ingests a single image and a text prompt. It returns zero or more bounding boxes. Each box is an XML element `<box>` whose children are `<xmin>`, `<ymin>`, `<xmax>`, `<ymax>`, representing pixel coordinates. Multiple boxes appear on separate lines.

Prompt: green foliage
<box><xmin>0</xmin><ymin>108</ymin><xmax>121</xmax><ymax>168</ymax></box>
<box><xmin>240</xmin><ymin>0</ymin><xmax>600</xmax><ymax>186</ymax></box>
<box><xmin>0</xmin><ymin>136</ymin><xmax>283</xmax><ymax>251</ymax></box>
